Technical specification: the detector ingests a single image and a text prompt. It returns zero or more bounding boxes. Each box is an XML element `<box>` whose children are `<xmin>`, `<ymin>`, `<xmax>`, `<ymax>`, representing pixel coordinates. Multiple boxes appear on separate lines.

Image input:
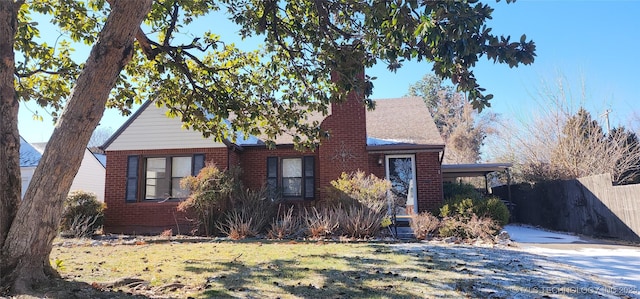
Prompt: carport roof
<box><xmin>442</xmin><ymin>163</ymin><xmax>512</xmax><ymax>178</ymax></box>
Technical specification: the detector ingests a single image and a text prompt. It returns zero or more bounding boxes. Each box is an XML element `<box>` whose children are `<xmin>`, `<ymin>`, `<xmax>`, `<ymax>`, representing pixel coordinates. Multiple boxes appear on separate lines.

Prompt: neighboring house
<box><xmin>101</xmin><ymin>93</ymin><xmax>445</xmax><ymax>234</ymax></box>
<box><xmin>19</xmin><ymin>136</ymin><xmax>41</xmax><ymax>198</ymax></box>
<box><xmin>19</xmin><ymin>137</ymin><xmax>107</xmax><ymax>201</ymax></box>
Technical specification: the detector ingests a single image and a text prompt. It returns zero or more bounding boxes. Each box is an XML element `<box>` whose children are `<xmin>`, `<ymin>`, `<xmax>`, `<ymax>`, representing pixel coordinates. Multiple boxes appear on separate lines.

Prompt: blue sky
<box><xmin>18</xmin><ymin>0</ymin><xmax>640</xmax><ymax>143</ymax></box>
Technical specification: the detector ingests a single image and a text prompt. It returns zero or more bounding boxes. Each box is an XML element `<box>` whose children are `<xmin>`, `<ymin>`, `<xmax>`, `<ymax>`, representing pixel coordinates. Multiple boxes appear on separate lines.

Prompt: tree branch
<box><xmin>15</xmin><ymin>68</ymin><xmax>70</xmax><ymax>78</ymax></box>
<box><xmin>163</xmin><ymin>2</ymin><xmax>179</xmax><ymax>47</ymax></box>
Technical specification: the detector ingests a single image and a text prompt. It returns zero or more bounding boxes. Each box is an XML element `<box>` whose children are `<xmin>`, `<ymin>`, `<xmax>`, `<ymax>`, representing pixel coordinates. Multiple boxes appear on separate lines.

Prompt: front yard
<box><xmin>45</xmin><ymin>238</ymin><xmax>624</xmax><ymax>299</ymax></box>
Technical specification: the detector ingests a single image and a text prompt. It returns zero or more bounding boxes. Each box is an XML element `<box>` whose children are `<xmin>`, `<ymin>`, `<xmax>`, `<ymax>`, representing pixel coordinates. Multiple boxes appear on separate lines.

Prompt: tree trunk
<box><xmin>1</xmin><ymin>0</ymin><xmax>152</xmax><ymax>294</ymax></box>
<box><xmin>0</xmin><ymin>0</ymin><xmax>22</xmax><ymax>275</ymax></box>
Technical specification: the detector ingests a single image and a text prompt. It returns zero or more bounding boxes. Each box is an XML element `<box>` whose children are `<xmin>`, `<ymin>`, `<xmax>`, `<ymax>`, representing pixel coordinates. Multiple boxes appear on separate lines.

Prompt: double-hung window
<box><xmin>126</xmin><ymin>154</ymin><xmax>205</xmax><ymax>202</ymax></box>
<box><xmin>267</xmin><ymin>156</ymin><xmax>315</xmax><ymax>199</ymax></box>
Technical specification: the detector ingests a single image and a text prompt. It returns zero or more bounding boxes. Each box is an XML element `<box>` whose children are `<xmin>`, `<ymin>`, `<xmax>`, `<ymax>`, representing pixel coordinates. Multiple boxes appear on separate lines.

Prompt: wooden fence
<box><xmin>494</xmin><ymin>173</ymin><xmax>640</xmax><ymax>242</ymax></box>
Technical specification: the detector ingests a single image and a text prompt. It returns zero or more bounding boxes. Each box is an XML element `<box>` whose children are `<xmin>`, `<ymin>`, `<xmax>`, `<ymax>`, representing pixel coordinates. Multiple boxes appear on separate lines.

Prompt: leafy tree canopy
<box><xmin>16</xmin><ymin>0</ymin><xmax>535</xmax><ymax>149</ymax></box>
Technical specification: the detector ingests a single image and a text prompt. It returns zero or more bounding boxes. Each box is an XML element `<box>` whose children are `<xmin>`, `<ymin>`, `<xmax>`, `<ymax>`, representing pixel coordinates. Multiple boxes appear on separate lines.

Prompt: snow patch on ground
<box><xmin>390</xmin><ymin>242</ymin><xmax>626</xmax><ymax>299</ymax></box>
<box><xmin>525</xmin><ymin>246</ymin><xmax>640</xmax><ymax>290</ymax></box>
<box><xmin>388</xmin><ymin>224</ymin><xmax>640</xmax><ymax>298</ymax></box>
<box><xmin>504</xmin><ymin>224</ymin><xmax>582</xmax><ymax>244</ymax></box>
<box><xmin>504</xmin><ymin>224</ymin><xmax>640</xmax><ymax>292</ymax></box>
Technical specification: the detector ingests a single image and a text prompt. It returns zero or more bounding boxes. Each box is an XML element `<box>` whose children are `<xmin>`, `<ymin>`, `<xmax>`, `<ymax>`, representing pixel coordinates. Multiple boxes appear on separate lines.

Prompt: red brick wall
<box><xmin>317</xmin><ymin>92</ymin><xmax>369</xmax><ymax>199</ymax></box>
<box><xmin>239</xmin><ymin>146</ymin><xmax>319</xmax><ymax>198</ymax></box>
<box><xmin>368</xmin><ymin>153</ymin><xmax>386</xmax><ymax>179</ymax></box>
<box><xmin>103</xmin><ymin>147</ymin><xmax>229</xmax><ymax>234</ymax></box>
<box><xmin>415</xmin><ymin>151</ymin><xmax>444</xmax><ymax>212</ymax></box>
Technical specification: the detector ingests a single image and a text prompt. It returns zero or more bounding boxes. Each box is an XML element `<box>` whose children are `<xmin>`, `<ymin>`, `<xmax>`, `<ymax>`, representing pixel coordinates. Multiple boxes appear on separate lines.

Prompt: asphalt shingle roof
<box><xmin>19</xmin><ymin>136</ymin><xmax>42</xmax><ymax>167</ymax></box>
<box><xmin>366</xmin><ymin>96</ymin><xmax>444</xmax><ymax>146</ymax></box>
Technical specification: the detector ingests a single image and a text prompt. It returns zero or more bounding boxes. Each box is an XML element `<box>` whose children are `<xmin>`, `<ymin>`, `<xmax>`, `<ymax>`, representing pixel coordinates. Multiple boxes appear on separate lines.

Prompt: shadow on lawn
<box><xmin>25</xmin><ymin>278</ymin><xmax>151</xmax><ymax>299</ymax></box>
<box><xmin>176</xmin><ymin>240</ymin><xmax>619</xmax><ymax>298</ymax></box>
<box><xmin>392</xmin><ymin>244</ymin><xmax>619</xmax><ymax>298</ymax></box>
<box><xmin>184</xmin><ymin>241</ymin><xmax>440</xmax><ymax>298</ymax></box>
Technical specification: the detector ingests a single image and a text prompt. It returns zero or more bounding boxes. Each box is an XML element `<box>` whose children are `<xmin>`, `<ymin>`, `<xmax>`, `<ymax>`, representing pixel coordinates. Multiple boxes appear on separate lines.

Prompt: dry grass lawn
<box><xmin>50</xmin><ymin>239</ymin><xmax>462</xmax><ymax>298</ymax></box>
<box><xmin>45</xmin><ymin>238</ymin><xmax>620</xmax><ymax>298</ymax></box>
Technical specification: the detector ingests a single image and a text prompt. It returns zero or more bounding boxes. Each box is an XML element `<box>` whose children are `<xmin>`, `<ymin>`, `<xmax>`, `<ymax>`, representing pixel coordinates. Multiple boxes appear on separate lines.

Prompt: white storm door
<box><xmin>385</xmin><ymin>154</ymin><xmax>418</xmax><ymax>214</ymax></box>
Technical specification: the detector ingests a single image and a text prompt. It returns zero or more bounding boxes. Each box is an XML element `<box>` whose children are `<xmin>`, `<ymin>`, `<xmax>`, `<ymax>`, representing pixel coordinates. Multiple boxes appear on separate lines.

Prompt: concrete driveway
<box><xmin>504</xmin><ymin>224</ymin><xmax>640</xmax><ymax>294</ymax></box>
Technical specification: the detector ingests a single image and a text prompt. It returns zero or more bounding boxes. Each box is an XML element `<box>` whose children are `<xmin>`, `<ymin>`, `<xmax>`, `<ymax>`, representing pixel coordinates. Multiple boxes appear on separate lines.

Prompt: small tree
<box><xmin>408</xmin><ymin>74</ymin><xmax>497</xmax><ymax>163</ymax></box>
<box><xmin>178</xmin><ymin>165</ymin><xmax>237</xmax><ymax>236</ymax></box>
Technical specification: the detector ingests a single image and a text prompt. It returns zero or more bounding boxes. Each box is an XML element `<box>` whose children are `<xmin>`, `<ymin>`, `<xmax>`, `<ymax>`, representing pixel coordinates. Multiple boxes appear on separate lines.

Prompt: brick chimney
<box><xmin>317</xmin><ymin>50</ymin><xmax>369</xmax><ymax>196</ymax></box>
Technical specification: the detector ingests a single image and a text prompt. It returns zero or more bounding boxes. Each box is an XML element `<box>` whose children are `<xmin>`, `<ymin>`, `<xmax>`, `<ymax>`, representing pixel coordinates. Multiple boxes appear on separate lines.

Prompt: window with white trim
<box><xmin>125</xmin><ymin>154</ymin><xmax>205</xmax><ymax>202</ymax></box>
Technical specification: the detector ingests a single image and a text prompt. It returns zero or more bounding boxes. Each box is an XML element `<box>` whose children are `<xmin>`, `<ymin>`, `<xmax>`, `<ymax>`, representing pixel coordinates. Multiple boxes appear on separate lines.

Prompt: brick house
<box><xmin>101</xmin><ymin>93</ymin><xmax>445</xmax><ymax>234</ymax></box>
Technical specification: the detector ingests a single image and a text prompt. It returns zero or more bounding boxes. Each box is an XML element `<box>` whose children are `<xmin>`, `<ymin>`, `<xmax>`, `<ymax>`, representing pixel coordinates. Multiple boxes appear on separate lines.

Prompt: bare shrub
<box><xmin>340</xmin><ymin>205</ymin><xmax>386</xmax><ymax>239</ymax></box>
<box><xmin>217</xmin><ymin>210</ymin><xmax>257</xmax><ymax>240</ymax></box>
<box><xmin>464</xmin><ymin>215</ymin><xmax>499</xmax><ymax>240</ymax></box>
<box><xmin>66</xmin><ymin>215</ymin><xmax>101</xmax><ymax>238</ymax></box>
<box><xmin>439</xmin><ymin>214</ymin><xmax>498</xmax><ymax>241</ymax></box>
<box><xmin>304</xmin><ymin>207</ymin><xmax>340</xmax><ymax>239</ymax></box>
<box><xmin>60</xmin><ymin>191</ymin><xmax>105</xmax><ymax>238</ymax></box>
<box><xmin>160</xmin><ymin>229</ymin><xmax>173</xmax><ymax>240</ymax></box>
<box><xmin>410</xmin><ymin>212</ymin><xmax>440</xmax><ymax>240</ymax></box>
<box><xmin>232</xmin><ymin>186</ymin><xmax>276</xmax><ymax>234</ymax></box>
<box><xmin>268</xmin><ymin>205</ymin><xmax>303</xmax><ymax>240</ymax></box>
<box><xmin>217</xmin><ymin>186</ymin><xmax>277</xmax><ymax>239</ymax></box>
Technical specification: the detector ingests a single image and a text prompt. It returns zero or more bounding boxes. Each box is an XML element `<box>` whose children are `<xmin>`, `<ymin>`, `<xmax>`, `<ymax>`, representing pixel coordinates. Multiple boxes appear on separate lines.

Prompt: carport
<box><xmin>441</xmin><ymin>163</ymin><xmax>512</xmax><ymax>201</ymax></box>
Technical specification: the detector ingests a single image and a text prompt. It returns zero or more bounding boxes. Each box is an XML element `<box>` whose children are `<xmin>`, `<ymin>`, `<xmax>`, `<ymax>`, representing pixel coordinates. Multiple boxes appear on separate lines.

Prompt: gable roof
<box><xmin>19</xmin><ymin>136</ymin><xmax>42</xmax><ymax>167</ymax></box>
<box><xmin>103</xmin><ymin>97</ymin><xmax>444</xmax><ymax>150</ymax></box>
<box><xmin>101</xmin><ymin>101</ymin><xmax>230</xmax><ymax>151</ymax></box>
<box><xmin>366</xmin><ymin>96</ymin><xmax>444</xmax><ymax>147</ymax></box>
<box><xmin>31</xmin><ymin>141</ymin><xmax>107</xmax><ymax>169</ymax></box>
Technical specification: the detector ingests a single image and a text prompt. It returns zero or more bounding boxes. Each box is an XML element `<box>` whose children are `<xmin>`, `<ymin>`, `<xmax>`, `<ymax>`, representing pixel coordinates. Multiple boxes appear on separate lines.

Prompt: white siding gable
<box><xmin>20</xmin><ymin>167</ymin><xmax>35</xmax><ymax>198</ymax></box>
<box><xmin>69</xmin><ymin>149</ymin><xmax>106</xmax><ymax>202</ymax></box>
<box><xmin>106</xmin><ymin>104</ymin><xmax>227</xmax><ymax>150</ymax></box>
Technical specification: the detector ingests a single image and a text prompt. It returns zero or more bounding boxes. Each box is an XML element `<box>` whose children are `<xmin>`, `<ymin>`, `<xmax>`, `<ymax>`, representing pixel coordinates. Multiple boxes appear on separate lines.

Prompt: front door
<box><xmin>385</xmin><ymin>154</ymin><xmax>417</xmax><ymax>216</ymax></box>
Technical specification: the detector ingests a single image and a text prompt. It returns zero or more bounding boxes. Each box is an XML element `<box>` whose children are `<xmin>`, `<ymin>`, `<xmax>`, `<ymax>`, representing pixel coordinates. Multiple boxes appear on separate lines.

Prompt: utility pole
<box><xmin>600</xmin><ymin>109</ymin><xmax>612</xmax><ymax>134</ymax></box>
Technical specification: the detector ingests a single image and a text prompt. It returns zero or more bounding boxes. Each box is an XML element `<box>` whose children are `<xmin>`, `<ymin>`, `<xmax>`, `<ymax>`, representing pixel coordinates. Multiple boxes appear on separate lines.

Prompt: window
<box><xmin>125</xmin><ymin>154</ymin><xmax>205</xmax><ymax>202</ymax></box>
<box><xmin>282</xmin><ymin>158</ymin><xmax>302</xmax><ymax>196</ymax></box>
<box><xmin>267</xmin><ymin>156</ymin><xmax>315</xmax><ymax>199</ymax></box>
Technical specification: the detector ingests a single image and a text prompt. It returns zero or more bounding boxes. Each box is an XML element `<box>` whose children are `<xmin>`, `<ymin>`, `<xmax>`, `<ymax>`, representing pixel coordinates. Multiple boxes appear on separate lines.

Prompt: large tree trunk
<box><xmin>1</xmin><ymin>0</ymin><xmax>152</xmax><ymax>294</ymax></box>
<box><xmin>0</xmin><ymin>0</ymin><xmax>21</xmax><ymax>266</ymax></box>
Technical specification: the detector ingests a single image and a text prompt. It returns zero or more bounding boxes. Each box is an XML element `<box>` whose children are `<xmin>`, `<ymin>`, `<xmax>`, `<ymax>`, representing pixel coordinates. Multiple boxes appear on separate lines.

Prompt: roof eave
<box><xmin>366</xmin><ymin>144</ymin><xmax>445</xmax><ymax>153</ymax></box>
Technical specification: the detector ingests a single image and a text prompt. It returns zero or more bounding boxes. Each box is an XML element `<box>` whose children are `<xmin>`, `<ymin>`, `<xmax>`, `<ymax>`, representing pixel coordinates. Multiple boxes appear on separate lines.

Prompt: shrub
<box><xmin>443</xmin><ymin>182</ymin><xmax>483</xmax><ymax>202</ymax></box>
<box><xmin>231</xmin><ymin>185</ymin><xmax>277</xmax><ymax>233</ymax></box>
<box><xmin>340</xmin><ymin>205</ymin><xmax>386</xmax><ymax>239</ymax></box>
<box><xmin>326</xmin><ymin>171</ymin><xmax>392</xmax><ymax>213</ymax></box>
<box><xmin>178</xmin><ymin>165</ymin><xmax>238</xmax><ymax>236</ymax></box>
<box><xmin>60</xmin><ymin>191</ymin><xmax>105</xmax><ymax>238</ymax></box>
<box><xmin>304</xmin><ymin>206</ymin><xmax>341</xmax><ymax>239</ymax></box>
<box><xmin>439</xmin><ymin>215</ymin><xmax>499</xmax><ymax>241</ymax></box>
<box><xmin>217</xmin><ymin>210</ymin><xmax>257</xmax><ymax>240</ymax></box>
<box><xmin>410</xmin><ymin>212</ymin><xmax>440</xmax><ymax>240</ymax></box>
<box><xmin>464</xmin><ymin>214</ymin><xmax>500</xmax><ymax>240</ymax></box>
<box><xmin>217</xmin><ymin>186</ymin><xmax>278</xmax><ymax>239</ymax></box>
<box><xmin>268</xmin><ymin>205</ymin><xmax>303</xmax><ymax>240</ymax></box>
<box><xmin>475</xmin><ymin>197</ymin><xmax>510</xmax><ymax>226</ymax></box>
<box><xmin>439</xmin><ymin>196</ymin><xmax>510</xmax><ymax>227</ymax></box>
<box><xmin>324</xmin><ymin>171</ymin><xmax>394</xmax><ymax>239</ymax></box>
<box><xmin>438</xmin><ymin>217</ymin><xmax>466</xmax><ymax>239</ymax></box>
<box><xmin>439</xmin><ymin>198</ymin><xmax>475</xmax><ymax>219</ymax></box>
